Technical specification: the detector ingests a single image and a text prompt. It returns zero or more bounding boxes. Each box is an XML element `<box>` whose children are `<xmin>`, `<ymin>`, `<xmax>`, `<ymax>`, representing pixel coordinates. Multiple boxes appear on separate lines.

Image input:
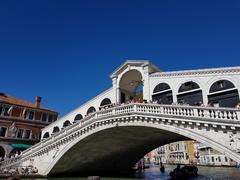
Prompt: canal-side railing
<box><xmin>1</xmin><ymin>103</ymin><xmax>240</xmax><ymax>168</ymax></box>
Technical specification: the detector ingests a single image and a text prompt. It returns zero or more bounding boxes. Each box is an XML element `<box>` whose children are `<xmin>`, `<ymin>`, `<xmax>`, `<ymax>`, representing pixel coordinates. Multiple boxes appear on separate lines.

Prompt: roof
<box><xmin>150</xmin><ymin>66</ymin><xmax>240</xmax><ymax>77</ymax></box>
<box><xmin>0</xmin><ymin>93</ymin><xmax>57</xmax><ymax>113</ymax></box>
<box><xmin>110</xmin><ymin>60</ymin><xmax>161</xmax><ymax>78</ymax></box>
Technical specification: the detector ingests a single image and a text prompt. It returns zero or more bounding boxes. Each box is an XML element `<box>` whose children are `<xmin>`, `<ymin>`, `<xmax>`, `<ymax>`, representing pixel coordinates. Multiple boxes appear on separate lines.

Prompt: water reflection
<box><xmin>22</xmin><ymin>164</ymin><xmax>240</xmax><ymax>180</ymax></box>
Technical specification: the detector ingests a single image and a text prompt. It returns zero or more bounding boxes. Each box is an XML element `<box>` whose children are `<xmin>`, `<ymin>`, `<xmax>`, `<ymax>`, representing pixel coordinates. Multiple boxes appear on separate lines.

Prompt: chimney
<box><xmin>35</xmin><ymin>96</ymin><xmax>42</xmax><ymax>108</ymax></box>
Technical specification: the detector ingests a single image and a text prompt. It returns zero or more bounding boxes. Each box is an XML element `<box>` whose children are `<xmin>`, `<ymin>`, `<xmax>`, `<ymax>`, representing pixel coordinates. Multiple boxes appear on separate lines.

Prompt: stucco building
<box><xmin>0</xmin><ymin>93</ymin><xmax>58</xmax><ymax>160</ymax></box>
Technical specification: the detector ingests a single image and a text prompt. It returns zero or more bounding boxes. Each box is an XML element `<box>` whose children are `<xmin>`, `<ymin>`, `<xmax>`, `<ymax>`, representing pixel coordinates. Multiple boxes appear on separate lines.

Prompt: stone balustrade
<box><xmin>1</xmin><ymin>103</ymin><xmax>240</xmax><ymax>168</ymax></box>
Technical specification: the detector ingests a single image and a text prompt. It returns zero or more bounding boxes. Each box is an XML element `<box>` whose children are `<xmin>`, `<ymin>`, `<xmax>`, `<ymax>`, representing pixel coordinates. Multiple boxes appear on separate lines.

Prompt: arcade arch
<box><xmin>87</xmin><ymin>107</ymin><xmax>96</xmax><ymax>115</ymax></box>
<box><xmin>208</xmin><ymin>80</ymin><xmax>239</xmax><ymax>107</ymax></box>
<box><xmin>177</xmin><ymin>81</ymin><xmax>203</xmax><ymax>106</ymax></box>
<box><xmin>74</xmin><ymin>114</ymin><xmax>83</xmax><ymax>122</ymax></box>
<box><xmin>119</xmin><ymin>69</ymin><xmax>143</xmax><ymax>103</ymax></box>
<box><xmin>52</xmin><ymin>126</ymin><xmax>60</xmax><ymax>134</ymax></box>
<box><xmin>152</xmin><ymin>83</ymin><xmax>173</xmax><ymax>104</ymax></box>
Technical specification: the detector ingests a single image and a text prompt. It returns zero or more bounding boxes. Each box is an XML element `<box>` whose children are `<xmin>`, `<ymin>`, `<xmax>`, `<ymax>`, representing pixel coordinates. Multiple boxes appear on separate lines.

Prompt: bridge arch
<box><xmin>152</xmin><ymin>82</ymin><xmax>173</xmax><ymax>104</ymax></box>
<box><xmin>86</xmin><ymin>107</ymin><xmax>96</xmax><ymax>115</ymax></box>
<box><xmin>208</xmin><ymin>79</ymin><xmax>239</xmax><ymax>107</ymax></box>
<box><xmin>46</xmin><ymin>118</ymin><xmax>240</xmax><ymax>176</ymax></box>
<box><xmin>177</xmin><ymin>81</ymin><xmax>203</xmax><ymax>106</ymax></box>
<box><xmin>119</xmin><ymin>69</ymin><xmax>143</xmax><ymax>103</ymax></box>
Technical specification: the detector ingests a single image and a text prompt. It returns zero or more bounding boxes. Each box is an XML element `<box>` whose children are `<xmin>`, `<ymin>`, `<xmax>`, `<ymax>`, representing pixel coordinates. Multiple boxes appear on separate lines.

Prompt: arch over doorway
<box><xmin>208</xmin><ymin>80</ymin><xmax>239</xmax><ymax>107</ymax></box>
<box><xmin>119</xmin><ymin>69</ymin><xmax>143</xmax><ymax>103</ymax></box>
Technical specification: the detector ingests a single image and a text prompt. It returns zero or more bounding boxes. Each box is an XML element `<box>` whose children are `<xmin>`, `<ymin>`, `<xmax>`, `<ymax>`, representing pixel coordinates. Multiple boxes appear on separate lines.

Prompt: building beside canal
<box><xmin>0</xmin><ymin>93</ymin><xmax>58</xmax><ymax>160</ymax></box>
<box><xmin>146</xmin><ymin>141</ymin><xmax>196</xmax><ymax>165</ymax></box>
<box><xmin>197</xmin><ymin>142</ymin><xmax>237</xmax><ymax>166</ymax></box>
<box><xmin>147</xmin><ymin>140</ymin><xmax>237</xmax><ymax>166</ymax></box>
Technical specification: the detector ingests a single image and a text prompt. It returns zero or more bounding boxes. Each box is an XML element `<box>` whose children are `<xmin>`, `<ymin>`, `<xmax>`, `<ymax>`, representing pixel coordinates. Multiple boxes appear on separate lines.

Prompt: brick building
<box><xmin>0</xmin><ymin>92</ymin><xmax>58</xmax><ymax>160</ymax></box>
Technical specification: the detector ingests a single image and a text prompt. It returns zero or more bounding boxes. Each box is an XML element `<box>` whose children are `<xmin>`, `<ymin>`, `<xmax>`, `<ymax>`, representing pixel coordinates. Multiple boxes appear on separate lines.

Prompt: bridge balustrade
<box><xmin>1</xmin><ymin>103</ymin><xmax>240</xmax><ymax>168</ymax></box>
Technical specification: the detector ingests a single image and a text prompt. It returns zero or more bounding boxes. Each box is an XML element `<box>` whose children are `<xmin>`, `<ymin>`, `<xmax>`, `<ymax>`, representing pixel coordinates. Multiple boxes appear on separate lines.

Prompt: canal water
<box><xmin>22</xmin><ymin>165</ymin><xmax>240</xmax><ymax>180</ymax></box>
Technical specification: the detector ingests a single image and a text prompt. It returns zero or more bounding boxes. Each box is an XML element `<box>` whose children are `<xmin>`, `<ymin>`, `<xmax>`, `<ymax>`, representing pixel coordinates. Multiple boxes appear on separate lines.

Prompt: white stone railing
<box><xmin>1</xmin><ymin>103</ymin><xmax>240</xmax><ymax>168</ymax></box>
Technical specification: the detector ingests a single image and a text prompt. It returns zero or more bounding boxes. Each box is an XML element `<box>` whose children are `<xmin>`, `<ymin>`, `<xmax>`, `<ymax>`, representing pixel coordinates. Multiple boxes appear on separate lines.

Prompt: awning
<box><xmin>10</xmin><ymin>144</ymin><xmax>32</xmax><ymax>149</ymax></box>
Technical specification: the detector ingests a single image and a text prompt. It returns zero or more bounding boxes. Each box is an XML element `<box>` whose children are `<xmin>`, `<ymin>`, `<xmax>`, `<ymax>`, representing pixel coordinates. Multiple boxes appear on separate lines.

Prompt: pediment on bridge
<box><xmin>110</xmin><ymin>60</ymin><xmax>161</xmax><ymax>78</ymax></box>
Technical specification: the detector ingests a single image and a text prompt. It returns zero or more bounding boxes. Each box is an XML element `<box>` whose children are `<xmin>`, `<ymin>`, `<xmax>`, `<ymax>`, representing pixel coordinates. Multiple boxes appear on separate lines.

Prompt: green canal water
<box><xmin>21</xmin><ymin>165</ymin><xmax>240</xmax><ymax>180</ymax></box>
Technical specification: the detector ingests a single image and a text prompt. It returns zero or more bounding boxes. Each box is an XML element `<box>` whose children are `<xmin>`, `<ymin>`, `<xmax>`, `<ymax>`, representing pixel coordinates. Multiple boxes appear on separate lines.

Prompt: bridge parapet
<box><xmin>1</xmin><ymin>103</ymin><xmax>240</xmax><ymax>170</ymax></box>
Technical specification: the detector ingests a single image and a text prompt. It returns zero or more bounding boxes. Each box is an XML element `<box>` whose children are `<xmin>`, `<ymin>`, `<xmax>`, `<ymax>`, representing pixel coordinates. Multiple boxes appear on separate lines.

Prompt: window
<box><xmin>48</xmin><ymin>115</ymin><xmax>53</xmax><ymax>123</ymax></box>
<box><xmin>0</xmin><ymin>127</ymin><xmax>7</xmax><ymax>137</ymax></box>
<box><xmin>0</xmin><ymin>106</ymin><xmax>3</xmax><ymax>115</ymax></box>
<box><xmin>3</xmin><ymin>107</ymin><xmax>9</xmax><ymax>116</ymax></box>
<box><xmin>225</xmin><ymin>157</ymin><xmax>228</xmax><ymax>162</ymax></box>
<box><xmin>17</xmin><ymin>129</ymin><xmax>31</xmax><ymax>139</ymax></box>
<box><xmin>28</xmin><ymin>111</ymin><xmax>35</xmax><ymax>120</ymax></box>
<box><xmin>211</xmin><ymin>157</ymin><xmax>214</xmax><ymax>162</ymax></box>
<box><xmin>17</xmin><ymin>129</ymin><xmax>24</xmax><ymax>138</ymax></box>
<box><xmin>41</xmin><ymin>113</ymin><xmax>47</xmax><ymax>122</ymax></box>
<box><xmin>23</xmin><ymin>129</ymin><xmax>31</xmax><ymax>139</ymax></box>
<box><xmin>218</xmin><ymin>156</ymin><xmax>221</xmax><ymax>162</ymax></box>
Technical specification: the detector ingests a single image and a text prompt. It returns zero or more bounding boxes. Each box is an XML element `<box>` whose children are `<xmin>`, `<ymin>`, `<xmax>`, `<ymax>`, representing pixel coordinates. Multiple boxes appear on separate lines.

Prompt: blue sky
<box><xmin>0</xmin><ymin>0</ymin><xmax>240</xmax><ymax>116</ymax></box>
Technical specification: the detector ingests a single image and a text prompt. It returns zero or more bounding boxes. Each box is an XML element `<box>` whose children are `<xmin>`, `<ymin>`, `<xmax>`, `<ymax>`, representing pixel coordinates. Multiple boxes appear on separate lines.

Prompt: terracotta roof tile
<box><xmin>0</xmin><ymin>92</ymin><xmax>57</xmax><ymax>113</ymax></box>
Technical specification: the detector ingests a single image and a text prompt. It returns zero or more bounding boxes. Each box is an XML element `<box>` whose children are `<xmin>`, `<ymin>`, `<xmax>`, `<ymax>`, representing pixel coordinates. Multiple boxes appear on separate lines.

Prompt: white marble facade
<box><xmin>42</xmin><ymin>60</ymin><xmax>240</xmax><ymax>138</ymax></box>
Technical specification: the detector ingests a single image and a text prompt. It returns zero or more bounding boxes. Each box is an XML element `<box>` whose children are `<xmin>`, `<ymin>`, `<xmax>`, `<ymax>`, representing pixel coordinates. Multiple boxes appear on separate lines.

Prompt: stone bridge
<box><xmin>1</xmin><ymin>103</ymin><xmax>240</xmax><ymax>176</ymax></box>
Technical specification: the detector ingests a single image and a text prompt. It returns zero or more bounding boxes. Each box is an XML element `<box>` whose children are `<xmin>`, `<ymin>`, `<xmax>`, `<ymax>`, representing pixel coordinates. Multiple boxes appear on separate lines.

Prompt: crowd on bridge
<box><xmin>97</xmin><ymin>99</ymin><xmax>240</xmax><ymax>113</ymax></box>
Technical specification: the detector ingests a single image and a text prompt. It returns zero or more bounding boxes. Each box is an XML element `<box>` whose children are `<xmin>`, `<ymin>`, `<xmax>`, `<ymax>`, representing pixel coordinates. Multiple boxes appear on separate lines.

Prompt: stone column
<box><xmin>112</xmin><ymin>76</ymin><xmax>118</xmax><ymax>104</ymax></box>
<box><xmin>142</xmin><ymin>65</ymin><xmax>150</xmax><ymax>102</ymax></box>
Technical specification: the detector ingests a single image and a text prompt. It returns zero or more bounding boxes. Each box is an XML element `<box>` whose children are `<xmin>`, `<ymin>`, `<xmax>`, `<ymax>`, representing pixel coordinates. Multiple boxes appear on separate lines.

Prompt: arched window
<box><xmin>87</xmin><ymin>107</ymin><xmax>96</xmax><ymax>115</ymax></box>
<box><xmin>74</xmin><ymin>114</ymin><xmax>83</xmax><ymax>122</ymax></box>
<box><xmin>208</xmin><ymin>80</ymin><xmax>239</xmax><ymax>107</ymax></box>
<box><xmin>100</xmin><ymin>98</ymin><xmax>112</xmax><ymax>107</ymax></box>
<box><xmin>0</xmin><ymin>146</ymin><xmax>5</xmax><ymax>159</ymax></box>
<box><xmin>43</xmin><ymin>132</ymin><xmax>50</xmax><ymax>139</ymax></box>
<box><xmin>152</xmin><ymin>83</ymin><xmax>173</xmax><ymax>104</ymax></box>
<box><xmin>63</xmin><ymin>120</ymin><xmax>71</xmax><ymax>128</ymax></box>
<box><xmin>177</xmin><ymin>81</ymin><xmax>203</xmax><ymax>106</ymax></box>
<box><xmin>52</xmin><ymin>126</ymin><xmax>60</xmax><ymax>134</ymax></box>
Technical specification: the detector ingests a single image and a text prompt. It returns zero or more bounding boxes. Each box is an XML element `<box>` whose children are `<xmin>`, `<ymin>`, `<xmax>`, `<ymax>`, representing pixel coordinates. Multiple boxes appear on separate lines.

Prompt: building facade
<box><xmin>146</xmin><ymin>141</ymin><xmax>196</xmax><ymax>165</ymax></box>
<box><xmin>196</xmin><ymin>142</ymin><xmax>237</xmax><ymax>166</ymax></box>
<box><xmin>146</xmin><ymin>140</ymin><xmax>237</xmax><ymax>166</ymax></box>
<box><xmin>0</xmin><ymin>93</ymin><xmax>58</xmax><ymax>160</ymax></box>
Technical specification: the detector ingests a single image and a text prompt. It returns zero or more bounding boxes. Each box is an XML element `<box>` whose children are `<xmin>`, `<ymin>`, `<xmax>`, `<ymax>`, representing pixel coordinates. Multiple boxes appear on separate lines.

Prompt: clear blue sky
<box><xmin>1</xmin><ymin>0</ymin><xmax>240</xmax><ymax>116</ymax></box>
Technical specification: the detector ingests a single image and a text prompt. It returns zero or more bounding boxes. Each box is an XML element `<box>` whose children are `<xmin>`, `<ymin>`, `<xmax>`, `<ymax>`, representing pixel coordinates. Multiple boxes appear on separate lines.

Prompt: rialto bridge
<box><xmin>1</xmin><ymin>60</ymin><xmax>240</xmax><ymax>176</ymax></box>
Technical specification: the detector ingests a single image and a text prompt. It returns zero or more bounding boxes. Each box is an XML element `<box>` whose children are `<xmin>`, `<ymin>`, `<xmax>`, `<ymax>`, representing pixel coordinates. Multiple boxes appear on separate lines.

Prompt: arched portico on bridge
<box><xmin>118</xmin><ymin>69</ymin><xmax>143</xmax><ymax>103</ymax></box>
<box><xmin>152</xmin><ymin>83</ymin><xmax>173</xmax><ymax>104</ymax></box>
<box><xmin>177</xmin><ymin>81</ymin><xmax>203</xmax><ymax>106</ymax></box>
<box><xmin>208</xmin><ymin>79</ymin><xmax>240</xmax><ymax>108</ymax></box>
